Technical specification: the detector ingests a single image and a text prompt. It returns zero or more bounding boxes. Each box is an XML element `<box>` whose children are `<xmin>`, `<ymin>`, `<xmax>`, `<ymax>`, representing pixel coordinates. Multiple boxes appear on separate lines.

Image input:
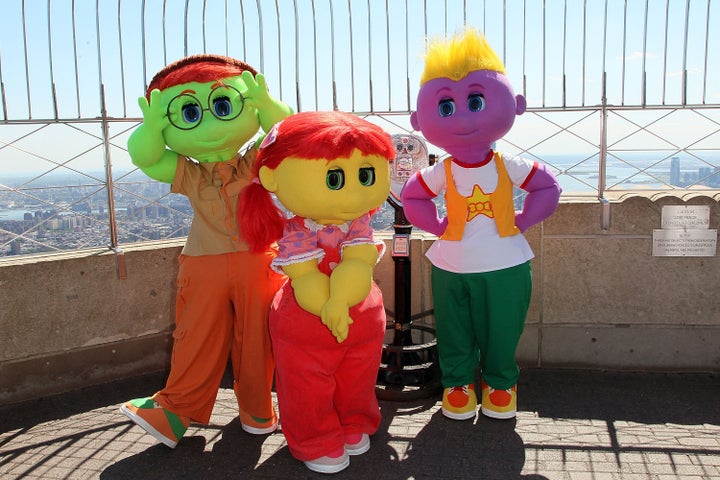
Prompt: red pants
<box><xmin>270</xmin><ymin>281</ymin><xmax>386</xmax><ymax>461</ymax></box>
<box><xmin>154</xmin><ymin>250</ymin><xmax>285</xmax><ymax>423</ymax></box>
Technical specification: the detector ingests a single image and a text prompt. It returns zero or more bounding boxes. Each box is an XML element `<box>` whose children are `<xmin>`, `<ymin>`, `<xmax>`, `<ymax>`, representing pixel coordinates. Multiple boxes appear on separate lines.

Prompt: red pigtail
<box><xmin>238</xmin><ymin>178</ymin><xmax>285</xmax><ymax>253</ymax></box>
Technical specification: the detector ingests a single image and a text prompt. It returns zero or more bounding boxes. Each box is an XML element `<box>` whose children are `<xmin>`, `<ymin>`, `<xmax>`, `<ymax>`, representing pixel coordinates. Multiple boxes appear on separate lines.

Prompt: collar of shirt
<box><xmin>303</xmin><ymin>217</ymin><xmax>351</xmax><ymax>234</ymax></box>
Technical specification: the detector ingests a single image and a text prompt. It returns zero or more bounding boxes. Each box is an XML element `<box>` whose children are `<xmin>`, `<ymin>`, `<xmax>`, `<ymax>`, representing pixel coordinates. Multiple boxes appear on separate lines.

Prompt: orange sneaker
<box><xmin>239</xmin><ymin>408</ymin><xmax>279</xmax><ymax>435</ymax></box>
<box><xmin>441</xmin><ymin>384</ymin><xmax>477</xmax><ymax>420</ymax></box>
<box><xmin>120</xmin><ymin>397</ymin><xmax>191</xmax><ymax>448</ymax></box>
<box><xmin>480</xmin><ymin>380</ymin><xmax>517</xmax><ymax>419</ymax></box>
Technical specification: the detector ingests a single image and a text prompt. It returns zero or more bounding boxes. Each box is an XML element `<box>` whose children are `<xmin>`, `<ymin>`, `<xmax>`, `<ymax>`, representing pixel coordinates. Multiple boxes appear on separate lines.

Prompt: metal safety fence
<box><xmin>1</xmin><ymin>0</ymin><xmax>719</xmax><ymax>257</ymax></box>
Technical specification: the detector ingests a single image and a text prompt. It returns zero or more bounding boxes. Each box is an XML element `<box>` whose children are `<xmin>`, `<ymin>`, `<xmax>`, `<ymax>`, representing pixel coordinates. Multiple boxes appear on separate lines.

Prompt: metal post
<box><xmin>100</xmin><ymin>85</ymin><xmax>126</xmax><ymax>279</ymax></box>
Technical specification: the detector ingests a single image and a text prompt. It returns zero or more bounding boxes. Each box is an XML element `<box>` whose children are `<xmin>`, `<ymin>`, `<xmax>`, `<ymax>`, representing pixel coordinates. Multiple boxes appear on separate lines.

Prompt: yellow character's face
<box><xmin>259</xmin><ymin>148</ymin><xmax>391</xmax><ymax>224</ymax></box>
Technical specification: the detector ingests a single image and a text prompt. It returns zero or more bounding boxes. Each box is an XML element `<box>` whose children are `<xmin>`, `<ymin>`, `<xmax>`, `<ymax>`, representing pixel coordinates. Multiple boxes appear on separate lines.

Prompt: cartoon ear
<box><xmin>515</xmin><ymin>95</ymin><xmax>527</xmax><ymax>116</ymax></box>
<box><xmin>258</xmin><ymin>166</ymin><xmax>277</xmax><ymax>192</ymax></box>
<box><xmin>410</xmin><ymin>111</ymin><xmax>420</xmax><ymax>131</ymax></box>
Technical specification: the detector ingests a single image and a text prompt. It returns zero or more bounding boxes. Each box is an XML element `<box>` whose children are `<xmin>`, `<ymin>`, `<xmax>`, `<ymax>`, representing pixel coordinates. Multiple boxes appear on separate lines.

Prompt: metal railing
<box><xmin>1</xmin><ymin>0</ymin><xmax>719</xmax><ymax>258</ymax></box>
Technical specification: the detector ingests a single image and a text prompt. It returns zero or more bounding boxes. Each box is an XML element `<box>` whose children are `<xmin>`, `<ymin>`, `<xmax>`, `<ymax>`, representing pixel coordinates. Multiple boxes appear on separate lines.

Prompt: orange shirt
<box><xmin>171</xmin><ymin>149</ymin><xmax>256</xmax><ymax>256</ymax></box>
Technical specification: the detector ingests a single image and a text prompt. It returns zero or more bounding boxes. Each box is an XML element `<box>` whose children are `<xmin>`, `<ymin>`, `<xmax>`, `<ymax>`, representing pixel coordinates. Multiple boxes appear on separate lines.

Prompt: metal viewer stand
<box><xmin>376</xmin><ymin>135</ymin><xmax>441</xmax><ymax>401</ymax></box>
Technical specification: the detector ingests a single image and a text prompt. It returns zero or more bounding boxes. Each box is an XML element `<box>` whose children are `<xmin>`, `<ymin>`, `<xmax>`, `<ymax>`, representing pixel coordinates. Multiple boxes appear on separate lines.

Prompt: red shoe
<box><xmin>481</xmin><ymin>380</ymin><xmax>517</xmax><ymax>419</ymax></box>
<box><xmin>441</xmin><ymin>384</ymin><xmax>477</xmax><ymax>420</ymax></box>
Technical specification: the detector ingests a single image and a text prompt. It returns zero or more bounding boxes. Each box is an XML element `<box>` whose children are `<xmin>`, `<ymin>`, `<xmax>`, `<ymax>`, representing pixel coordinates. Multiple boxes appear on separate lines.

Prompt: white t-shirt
<box><xmin>419</xmin><ymin>153</ymin><xmax>536</xmax><ymax>273</ymax></box>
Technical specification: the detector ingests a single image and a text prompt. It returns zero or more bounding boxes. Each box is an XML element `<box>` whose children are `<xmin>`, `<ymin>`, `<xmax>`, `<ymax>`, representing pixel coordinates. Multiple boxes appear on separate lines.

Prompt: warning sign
<box><xmin>652</xmin><ymin>229</ymin><xmax>717</xmax><ymax>257</ymax></box>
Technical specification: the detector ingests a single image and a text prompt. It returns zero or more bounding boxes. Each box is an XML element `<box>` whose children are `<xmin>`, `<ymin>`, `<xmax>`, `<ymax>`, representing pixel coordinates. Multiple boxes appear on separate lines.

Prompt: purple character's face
<box><xmin>411</xmin><ymin>69</ymin><xmax>526</xmax><ymax>159</ymax></box>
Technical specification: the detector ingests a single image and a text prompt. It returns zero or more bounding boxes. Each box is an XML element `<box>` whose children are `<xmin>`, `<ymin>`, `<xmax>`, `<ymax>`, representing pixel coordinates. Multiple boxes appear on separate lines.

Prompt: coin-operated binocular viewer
<box><xmin>376</xmin><ymin>134</ymin><xmax>441</xmax><ymax>401</ymax></box>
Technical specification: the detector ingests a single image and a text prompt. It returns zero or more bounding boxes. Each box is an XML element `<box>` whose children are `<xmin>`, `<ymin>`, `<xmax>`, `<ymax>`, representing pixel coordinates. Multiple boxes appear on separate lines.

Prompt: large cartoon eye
<box><xmin>208</xmin><ymin>85</ymin><xmax>244</xmax><ymax>121</ymax></box>
<box><xmin>181</xmin><ymin>102</ymin><xmax>203</xmax><ymax>124</ymax></box>
<box><xmin>438</xmin><ymin>99</ymin><xmax>456</xmax><ymax>117</ymax></box>
<box><xmin>212</xmin><ymin>96</ymin><xmax>233</xmax><ymax>117</ymax></box>
<box><xmin>326</xmin><ymin>169</ymin><xmax>345</xmax><ymax>190</ymax></box>
<box><xmin>467</xmin><ymin>94</ymin><xmax>486</xmax><ymax>112</ymax></box>
<box><xmin>358</xmin><ymin>167</ymin><xmax>376</xmax><ymax>186</ymax></box>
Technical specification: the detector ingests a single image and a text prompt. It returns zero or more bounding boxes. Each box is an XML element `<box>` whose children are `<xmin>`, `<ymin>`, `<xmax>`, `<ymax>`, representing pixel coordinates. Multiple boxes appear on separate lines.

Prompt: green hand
<box><xmin>127</xmin><ymin>89</ymin><xmax>177</xmax><ymax>183</ymax></box>
<box><xmin>139</xmin><ymin>89</ymin><xmax>171</xmax><ymax>136</ymax></box>
<box><xmin>240</xmin><ymin>70</ymin><xmax>294</xmax><ymax>133</ymax></box>
<box><xmin>241</xmin><ymin>71</ymin><xmax>272</xmax><ymax>111</ymax></box>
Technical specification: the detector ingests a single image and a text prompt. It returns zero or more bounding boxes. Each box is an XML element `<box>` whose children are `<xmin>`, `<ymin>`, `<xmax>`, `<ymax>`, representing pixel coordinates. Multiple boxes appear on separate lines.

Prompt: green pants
<box><xmin>431</xmin><ymin>261</ymin><xmax>532</xmax><ymax>390</ymax></box>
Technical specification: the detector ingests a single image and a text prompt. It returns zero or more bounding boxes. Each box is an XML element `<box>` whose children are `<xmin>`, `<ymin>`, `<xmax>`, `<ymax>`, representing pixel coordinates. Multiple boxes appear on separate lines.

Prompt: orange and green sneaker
<box><xmin>441</xmin><ymin>384</ymin><xmax>477</xmax><ymax>420</ymax></box>
<box><xmin>239</xmin><ymin>408</ymin><xmax>279</xmax><ymax>435</ymax></box>
<box><xmin>120</xmin><ymin>397</ymin><xmax>191</xmax><ymax>448</ymax></box>
<box><xmin>480</xmin><ymin>380</ymin><xmax>517</xmax><ymax>419</ymax></box>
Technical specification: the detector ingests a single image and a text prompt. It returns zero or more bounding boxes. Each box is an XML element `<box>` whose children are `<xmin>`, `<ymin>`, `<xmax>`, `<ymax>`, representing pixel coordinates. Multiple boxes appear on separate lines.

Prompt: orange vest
<box><xmin>440</xmin><ymin>152</ymin><xmax>520</xmax><ymax>241</ymax></box>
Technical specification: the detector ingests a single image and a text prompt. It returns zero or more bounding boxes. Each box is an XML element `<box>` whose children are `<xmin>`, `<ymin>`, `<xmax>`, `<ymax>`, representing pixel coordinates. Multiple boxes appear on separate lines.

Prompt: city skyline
<box><xmin>3</xmin><ymin>152</ymin><xmax>720</xmax><ymax>257</ymax></box>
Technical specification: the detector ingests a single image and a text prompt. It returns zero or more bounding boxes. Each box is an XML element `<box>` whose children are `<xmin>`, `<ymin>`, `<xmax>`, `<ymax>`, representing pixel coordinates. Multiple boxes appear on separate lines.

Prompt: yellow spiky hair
<box><xmin>420</xmin><ymin>27</ymin><xmax>505</xmax><ymax>85</ymax></box>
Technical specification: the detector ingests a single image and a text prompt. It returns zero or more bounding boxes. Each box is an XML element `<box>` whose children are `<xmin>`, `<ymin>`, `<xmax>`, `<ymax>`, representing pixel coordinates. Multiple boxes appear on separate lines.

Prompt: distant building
<box><xmin>669</xmin><ymin>157</ymin><xmax>681</xmax><ymax>186</ymax></box>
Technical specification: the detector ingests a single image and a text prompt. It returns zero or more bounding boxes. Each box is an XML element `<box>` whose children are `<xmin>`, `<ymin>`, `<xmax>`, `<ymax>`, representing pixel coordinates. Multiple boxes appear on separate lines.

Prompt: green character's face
<box><xmin>161</xmin><ymin>75</ymin><xmax>260</xmax><ymax>162</ymax></box>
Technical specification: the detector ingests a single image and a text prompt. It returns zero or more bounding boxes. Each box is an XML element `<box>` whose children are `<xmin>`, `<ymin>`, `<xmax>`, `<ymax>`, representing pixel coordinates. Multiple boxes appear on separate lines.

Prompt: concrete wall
<box><xmin>2</xmin><ymin>194</ymin><xmax>719</xmax><ymax>404</ymax></box>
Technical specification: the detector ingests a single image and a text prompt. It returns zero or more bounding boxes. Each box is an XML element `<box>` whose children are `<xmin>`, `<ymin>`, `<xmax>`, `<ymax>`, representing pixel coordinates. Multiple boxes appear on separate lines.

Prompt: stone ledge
<box><xmin>0</xmin><ymin>332</ymin><xmax>172</xmax><ymax>406</ymax></box>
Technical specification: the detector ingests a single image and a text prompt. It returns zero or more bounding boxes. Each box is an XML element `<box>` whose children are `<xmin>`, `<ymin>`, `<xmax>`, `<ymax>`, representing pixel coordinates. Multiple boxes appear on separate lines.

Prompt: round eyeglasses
<box><xmin>166</xmin><ymin>85</ymin><xmax>245</xmax><ymax>130</ymax></box>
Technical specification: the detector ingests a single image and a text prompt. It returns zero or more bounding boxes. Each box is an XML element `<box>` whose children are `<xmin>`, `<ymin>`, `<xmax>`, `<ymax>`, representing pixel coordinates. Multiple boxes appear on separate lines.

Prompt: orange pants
<box><xmin>153</xmin><ymin>250</ymin><xmax>285</xmax><ymax>424</ymax></box>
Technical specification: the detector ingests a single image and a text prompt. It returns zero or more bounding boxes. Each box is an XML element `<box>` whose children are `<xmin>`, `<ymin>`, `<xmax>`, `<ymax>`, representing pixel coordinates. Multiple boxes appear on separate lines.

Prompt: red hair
<box><xmin>145</xmin><ymin>54</ymin><xmax>257</xmax><ymax>100</ymax></box>
<box><xmin>239</xmin><ymin>111</ymin><xmax>395</xmax><ymax>252</ymax></box>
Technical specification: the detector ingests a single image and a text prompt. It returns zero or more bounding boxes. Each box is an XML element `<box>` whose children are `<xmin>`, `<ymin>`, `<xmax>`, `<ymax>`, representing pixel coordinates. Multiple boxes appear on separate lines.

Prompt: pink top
<box><xmin>271</xmin><ymin>213</ymin><xmax>384</xmax><ymax>274</ymax></box>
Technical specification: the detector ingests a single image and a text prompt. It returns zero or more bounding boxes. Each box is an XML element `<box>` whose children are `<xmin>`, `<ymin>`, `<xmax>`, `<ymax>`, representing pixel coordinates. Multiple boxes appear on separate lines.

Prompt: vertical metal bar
<box><xmin>444</xmin><ymin>0</ymin><xmax>448</xmax><ymax>34</ymax></box>
<box><xmin>681</xmin><ymin>0</ymin><xmax>690</xmax><ymax>106</ymax></box>
<box><xmin>702</xmin><ymin>0</ymin><xmax>710</xmax><ymax>104</ymax></box>
<box><xmin>184</xmin><ymin>0</ymin><xmax>190</xmax><ymax>56</ymax></box>
<box><xmin>384</xmin><ymin>0</ymin><xmax>390</xmax><ymax>111</ymax></box>
<box><xmin>21</xmin><ymin>0</ymin><xmax>32</xmax><ymax>118</ymax></box>
<box><xmin>274</xmin><ymin>0</ymin><xmax>284</xmax><ymax>108</ymax></box>
<box><xmin>202</xmin><ymin>0</ymin><xmax>208</xmax><ymax>53</ymax></box>
<box><xmin>662</xmin><ymin>0</ymin><xmax>670</xmax><ymax>104</ymax></box>
<box><xmin>100</xmin><ymin>84</ymin><xmax>126</xmax><ymax>279</ymax></box>
<box><xmin>117</xmin><ymin>0</ymin><xmax>127</xmax><ymax>117</ymax></box>
<box><xmin>423</xmin><ymin>0</ymin><xmax>427</xmax><ymax>42</ymax></box>
<box><xmin>72</xmin><ymin>0</ymin><xmax>81</xmax><ymax>116</ymax></box>
<box><xmin>311</xmin><ymin>0</ymin><xmax>319</xmax><ymax>111</ymax></box>
<box><xmin>601</xmin><ymin>0</ymin><xmax>608</xmax><ymax>98</ymax></box>
<box><xmin>582</xmin><ymin>0</ymin><xmax>587</xmax><ymax>106</ymax></box>
<box><xmin>621</xmin><ymin>0</ymin><xmax>628</xmax><ymax>105</ymax></box>
<box><xmin>367</xmin><ymin>0</ymin><xmax>373</xmax><ymax>113</ymax></box>
<box><xmin>405</xmin><ymin>0</ymin><xmax>410</xmax><ymax>112</ymax></box>
<box><xmin>256</xmin><ymin>0</ymin><xmax>265</xmax><ymax>73</ymax></box>
<box><xmin>162</xmin><ymin>0</ymin><xmax>168</xmax><ymax>66</ymax></box>
<box><xmin>348</xmin><ymin>0</ymin><xmax>356</xmax><ymax>111</ymax></box>
<box><xmin>542</xmin><ymin>0</ymin><xmax>546</xmax><ymax>107</ymax></box>
<box><xmin>240</xmin><ymin>0</ymin><xmax>247</xmax><ymax>62</ymax></box>
<box><xmin>140</xmin><ymin>0</ymin><xmax>147</xmax><ymax>87</ymax></box>
<box><xmin>0</xmin><ymin>50</ymin><xmax>7</xmax><ymax>121</ymax></box>
<box><xmin>329</xmin><ymin>0</ymin><xmax>337</xmax><ymax>111</ymax></box>
<box><xmin>641</xmin><ymin>0</ymin><xmax>648</xmax><ymax>106</ymax></box>
<box><xmin>522</xmin><ymin>0</ymin><xmax>527</xmax><ymax>99</ymax></box>
<box><xmin>95</xmin><ymin>0</ymin><xmax>104</xmax><ymax>99</ymax></box>
<box><xmin>482</xmin><ymin>0</ymin><xmax>486</xmax><ymax>34</ymax></box>
<box><xmin>47</xmin><ymin>0</ymin><xmax>58</xmax><ymax>119</ymax></box>
<box><xmin>225</xmin><ymin>0</ymin><xmax>229</xmax><ymax>56</ymax></box>
<box><xmin>502</xmin><ymin>0</ymin><xmax>506</xmax><ymax>65</ymax></box>
<box><xmin>599</xmin><ymin>72</ymin><xmax>607</xmax><ymax>199</ymax></box>
<box><xmin>293</xmin><ymin>0</ymin><xmax>300</xmax><ymax>110</ymax></box>
<box><xmin>562</xmin><ymin>0</ymin><xmax>567</xmax><ymax>108</ymax></box>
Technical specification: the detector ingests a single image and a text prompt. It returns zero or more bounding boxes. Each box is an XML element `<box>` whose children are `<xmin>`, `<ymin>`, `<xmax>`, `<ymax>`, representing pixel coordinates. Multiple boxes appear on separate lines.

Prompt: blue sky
<box><xmin>1</xmin><ymin>0</ymin><xmax>718</xmax><ymax>120</ymax></box>
<box><xmin>0</xmin><ymin>0</ymin><xmax>719</xmax><ymax>179</ymax></box>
